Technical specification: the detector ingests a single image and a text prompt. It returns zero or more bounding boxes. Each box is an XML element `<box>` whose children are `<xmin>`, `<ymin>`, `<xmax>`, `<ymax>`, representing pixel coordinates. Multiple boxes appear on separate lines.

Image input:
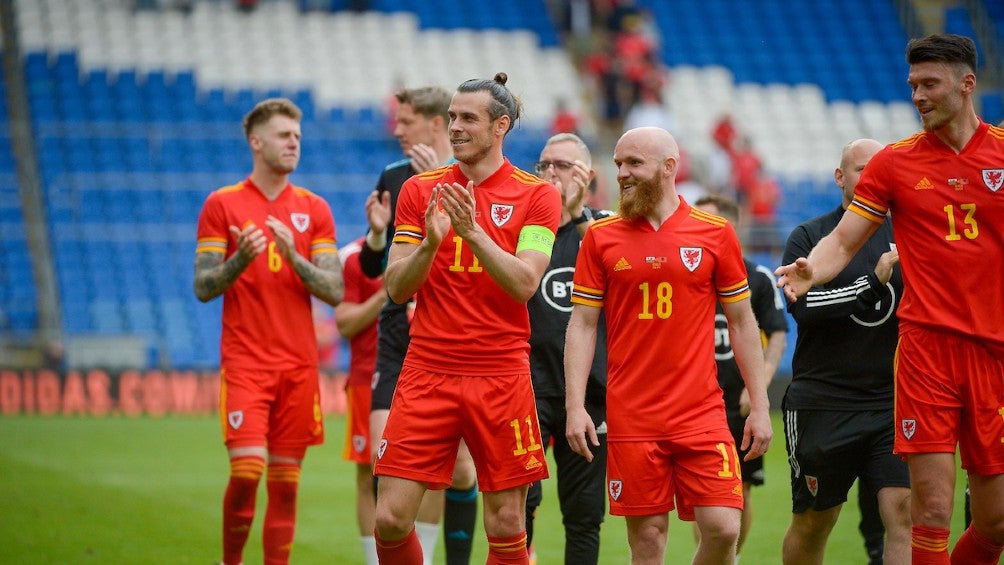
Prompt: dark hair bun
<box><xmin>493</xmin><ymin>72</ymin><xmax>508</xmax><ymax>85</ymax></box>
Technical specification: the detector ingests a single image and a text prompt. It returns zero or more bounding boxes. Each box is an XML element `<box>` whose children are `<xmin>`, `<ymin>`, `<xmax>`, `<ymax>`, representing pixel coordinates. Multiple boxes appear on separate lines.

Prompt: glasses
<box><xmin>534</xmin><ymin>160</ymin><xmax>575</xmax><ymax>174</ymax></box>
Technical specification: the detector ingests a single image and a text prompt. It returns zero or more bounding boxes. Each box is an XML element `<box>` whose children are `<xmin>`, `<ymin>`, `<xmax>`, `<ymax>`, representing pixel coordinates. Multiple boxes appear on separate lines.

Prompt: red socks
<box><xmin>952</xmin><ymin>525</ymin><xmax>1004</xmax><ymax>564</ymax></box>
<box><xmin>375</xmin><ymin>527</ymin><xmax>423</xmax><ymax>565</ymax></box>
<box><xmin>264</xmin><ymin>463</ymin><xmax>301</xmax><ymax>565</ymax></box>
<box><xmin>222</xmin><ymin>456</ymin><xmax>265</xmax><ymax>565</ymax></box>
<box><xmin>487</xmin><ymin>532</ymin><xmax>529</xmax><ymax>564</ymax></box>
<box><xmin>913</xmin><ymin>525</ymin><xmax>951</xmax><ymax>564</ymax></box>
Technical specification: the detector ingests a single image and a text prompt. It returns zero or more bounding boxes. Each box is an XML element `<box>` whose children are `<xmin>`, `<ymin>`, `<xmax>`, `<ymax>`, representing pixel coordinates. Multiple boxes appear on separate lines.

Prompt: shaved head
<box><xmin>836</xmin><ymin>138</ymin><xmax>884</xmax><ymax>208</ymax></box>
<box><xmin>617</xmin><ymin>126</ymin><xmax>681</xmax><ymax>163</ymax></box>
<box><xmin>840</xmin><ymin>138</ymin><xmax>884</xmax><ymax>170</ymax></box>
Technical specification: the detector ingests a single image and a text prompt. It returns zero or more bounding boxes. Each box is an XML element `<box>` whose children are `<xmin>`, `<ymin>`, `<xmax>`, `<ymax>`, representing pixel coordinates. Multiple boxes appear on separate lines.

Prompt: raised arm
<box><xmin>383</xmin><ymin>185</ymin><xmax>450</xmax><ymax>304</ymax></box>
<box><xmin>439</xmin><ymin>181</ymin><xmax>553</xmax><ymax>303</ymax></box>
<box><xmin>194</xmin><ymin>223</ymin><xmax>266</xmax><ymax>302</ymax></box>
<box><xmin>775</xmin><ymin>212</ymin><xmax>880</xmax><ymax>302</ymax></box>
<box><xmin>265</xmin><ymin>215</ymin><xmax>344</xmax><ymax>306</ymax></box>
<box><xmin>359</xmin><ymin>189</ymin><xmax>392</xmax><ymax>278</ymax></box>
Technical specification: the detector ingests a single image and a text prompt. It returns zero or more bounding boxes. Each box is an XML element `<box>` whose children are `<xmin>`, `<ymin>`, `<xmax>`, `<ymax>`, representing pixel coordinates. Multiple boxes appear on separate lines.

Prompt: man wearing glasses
<box><xmin>524</xmin><ymin>133</ymin><xmax>612</xmax><ymax>564</ymax></box>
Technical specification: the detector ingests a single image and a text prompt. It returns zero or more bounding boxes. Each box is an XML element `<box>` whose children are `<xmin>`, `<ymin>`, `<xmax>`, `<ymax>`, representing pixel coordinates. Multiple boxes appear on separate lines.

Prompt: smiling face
<box><xmin>908</xmin><ymin>60</ymin><xmax>972</xmax><ymax>132</ymax></box>
<box><xmin>250</xmin><ymin>114</ymin><xmax>301</xmax><ymax>174</ymax></box>
<box><xmin>613</xmin><ymin>128</ymin><xmax>676</xmax><ymax>220</ymax></box>
<box><xmin>448</xmin><ymin>90</ymin><xmax>506</xmax><ymax>166</ymax></box>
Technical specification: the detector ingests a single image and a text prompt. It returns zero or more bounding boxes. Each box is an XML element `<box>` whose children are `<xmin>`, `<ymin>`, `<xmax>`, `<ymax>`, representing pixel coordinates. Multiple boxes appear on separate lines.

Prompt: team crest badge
<box><xmin>290</xmin><ymin>213</ymin><xmax>310</xmax><ymax>233</ymax></box>
<box><xmin>228</xmin><ymin>410</ymin><xmax>244</xmax><ymax>430</ymax></box>
<box><xmin>680</xmin><ymin>247</ymin><xmax>703</xmax><ymax>272</ymax></box>
<box><xmin>377</xmin><ymin>439</ymin><xmax>388</xmax><ymax>459</ymax></box>
<box><xmin>982</xmin><ymin>169</ymin><xmax>1004</xmax><ymax>193</ymax></box>
<box><xmin>901</xmin><ymin>419</ymin><xmax>917</xmax><ymax>440</ymax></box>
<box><xmin>490</xmin><ymin>203</ymin><xmax>514</xmax><ymax>227</ymax></box>
<box><xmin>352</xmin><ymin>435</ymin><xmax>366</xmax><ymax>454</ymax></box>
<box><xmin>608</xmin><ymin>480</ymin><xmax>623</xmax><ymax>501</ymax></box>
<box><xmin>805</xmin><ymin>475</ymin><xmax>819</xmax><ymax>496</ymax></box>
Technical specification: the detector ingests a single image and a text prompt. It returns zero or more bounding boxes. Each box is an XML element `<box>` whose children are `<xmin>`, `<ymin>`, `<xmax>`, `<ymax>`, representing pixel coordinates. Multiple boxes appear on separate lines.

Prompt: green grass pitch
<box><xmin>0</xmin><ymin>412</ymin><xmax>968</xmax><ymax>563</ymax></box>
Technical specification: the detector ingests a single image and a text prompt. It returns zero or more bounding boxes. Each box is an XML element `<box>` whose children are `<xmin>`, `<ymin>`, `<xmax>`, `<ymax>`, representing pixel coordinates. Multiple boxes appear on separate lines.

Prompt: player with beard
<box><xmin>776</xmin><ymin>35</ymin><xmax>1004</xmax><ymax>564</ymax></box>
<box><xmin>358</xmin><ymin>85</ymin><xmax>479</xmax><ymax>565</ymax></box>
<box><xmin>565</xmin><ymin>126</ymin><xmax>773</xmax><ymax>564</ymax></box>
<box><xmin>372</xmin><ymin>73</ymin><xmax>561</xmax><ymax>565</ymax></box>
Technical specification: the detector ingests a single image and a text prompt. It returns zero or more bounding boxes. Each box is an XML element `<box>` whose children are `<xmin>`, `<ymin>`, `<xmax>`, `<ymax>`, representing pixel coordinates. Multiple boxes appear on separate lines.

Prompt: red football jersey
<box><xmin>849</xmin><ymin>121</ymin><xmax>1004</xmax><ymax>347</ymax></box>
<box><xmin>571</xmin><ymin>199</ymin><xmax>751</xmax><ymax>440</ymax></box>
<box><xmin>196</xmin><ymin>179</ymin><xmax>338</xmax><ymax>370</ymax></box>
<box><xmin>340</xmin><ymin>237</ymin><xmax>383</xmax><ymax>387</ymax></box>
<box><xmin>392</xmin><ymin>160</ymin><xmax>561</xmax><ymax>375</ymax></box>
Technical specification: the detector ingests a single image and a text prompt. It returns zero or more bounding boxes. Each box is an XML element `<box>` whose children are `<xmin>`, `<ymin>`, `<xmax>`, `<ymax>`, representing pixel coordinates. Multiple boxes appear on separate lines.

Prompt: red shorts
<box><xmin>373</xmin><ymin>366</ymin><xmax>549</xmax><ymax>491</ymax></box>
<box><xmin>219</xmin><ymin>366</ymin><xmax>324</xmax><ymax>458</ymax></box>
<box><xmin>894</xmin><ymin>326</ymin><xmax>1004</xmax><ymax>474</ymax></box>
<box><xmin>343</xmin><ymin>382</ymin><xmax>371</xmax><ymax>464</ymax></box>
<box><xmin>607</xmin><ymin>427</ymin><xmax>743</xmax><ymax>520</ymax></box>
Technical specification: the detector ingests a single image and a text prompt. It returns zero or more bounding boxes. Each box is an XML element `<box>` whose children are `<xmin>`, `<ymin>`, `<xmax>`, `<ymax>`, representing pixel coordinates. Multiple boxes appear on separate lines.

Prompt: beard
<box><xmin>618</xmin><ymin>171</ymin><xmax>663</xmax><ymax>220</ymax></box>
<box><xmin>452</xmin><ymin>135</ymin><xmax>492</xmax><ymax>166</ymax></box>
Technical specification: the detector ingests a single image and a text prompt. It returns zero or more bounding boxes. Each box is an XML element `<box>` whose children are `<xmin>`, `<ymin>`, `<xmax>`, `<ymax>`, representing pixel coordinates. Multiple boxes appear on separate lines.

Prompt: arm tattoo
<box><xmin>193</xmin><ymin>251</ymin><xmax>249</xmax><ymax>302</ymax></box>
<box><xmin>293</xmin><ymin>251</ymin><xmax>344</xmax><ymax>306</ymax></box>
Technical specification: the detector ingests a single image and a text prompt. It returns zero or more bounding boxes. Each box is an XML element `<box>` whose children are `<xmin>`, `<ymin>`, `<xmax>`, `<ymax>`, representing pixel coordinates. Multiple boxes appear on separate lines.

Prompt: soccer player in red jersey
<box><xmin>194</xmin><ymin>98</ymin><xmax>344</xmax><ymax>565</ymax></box>
<box><xmin>372</xmin><ymin>73</ymin><xmax>561</xmax><ymax>565</ymax></box>
<box><xmin>565</xmin><ymin>126</ymin><xmax>773</xmax><ymax>564</ymax></box>
<box><xmin>362</xmin><ymin>86</ymin><xmax>480</xmax><ymax>564</ymax></box>
<box><xmin>335</xmin><ymin>236</ymin><xmax>385</xmax><ymax>565</ymax></box>
<box><xmin>776</xmin><ymin>34</ymin><xmax>1004</xmax><ymax>564</ymax></box>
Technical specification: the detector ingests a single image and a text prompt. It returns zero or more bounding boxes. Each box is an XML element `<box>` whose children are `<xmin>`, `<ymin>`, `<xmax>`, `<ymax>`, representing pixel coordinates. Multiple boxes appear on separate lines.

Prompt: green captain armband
<box><xmin>516</xmin><ymin>225</ymin><xmax>555</xmax><ymax>257</ymax></box>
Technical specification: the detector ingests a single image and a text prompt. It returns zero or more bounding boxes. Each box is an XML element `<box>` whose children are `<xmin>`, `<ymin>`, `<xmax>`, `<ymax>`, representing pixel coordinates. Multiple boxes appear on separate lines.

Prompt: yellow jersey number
<box><xmin>944</xmin><ymin>203</ymin><xmax>978</xmax><ymax>241</ymax></box>
<box><xmin>638</xmin><ymin>281</ymin><xmax>673</xmax><ymax>320</ymax></box>
<box><xmin>715</xmin><ymin>442</ymin><xmax>742</xmax><ymax>479</ymax></box>
<box><xmin>268</xmin><ymin>241</ymin><xmax>283</xmax><ymax>273</ymax></box>
<box><xmin>448</xmin><ymin>236</ymin><xmax>483</xmax><ymax>273</ymax></box>
<box><xmin>510</xmin><ymin>415</ymin><xmax>543</xmax><ymax>456</ymax></box>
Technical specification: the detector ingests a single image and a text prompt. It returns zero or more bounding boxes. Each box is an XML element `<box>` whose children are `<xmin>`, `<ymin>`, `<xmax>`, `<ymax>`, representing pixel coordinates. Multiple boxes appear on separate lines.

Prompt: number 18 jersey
<box><xmin>571</xmin><ymin>199</ymin><xmax>750</xmax><ymax>441</ymax></box>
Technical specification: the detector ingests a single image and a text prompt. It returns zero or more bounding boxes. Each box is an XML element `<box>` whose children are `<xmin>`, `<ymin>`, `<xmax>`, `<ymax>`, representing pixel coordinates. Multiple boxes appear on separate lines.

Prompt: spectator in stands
<box><xmin>334</xmin><ymin>236</ymin><xmax>385</xmax><ymax>565</ymax></box>
<box><xmin>372</xmin><ymin>73</ymin><xmax>560</xmax><ymax>565</ymax></box>
<box><xmin>550</xmin><ymin>97</ymin><xmax>581</xmax><ymax>136</ymax></box>
<box><xmin>706</xmin><ymin>114</ymin><xmax>738</xmax><ymax>200</ymax></box>
<box><xmin>360</xmin><ymin>84</ymin><xmax>480</xmax><ymax>565</ymax></box>
<box><xmin>777</xmin><ymin>38</ymin><xmax>1004</xmax><ymax>561</ymax></box>
<box><xmin>236</xmin><ymin>0</ymin><xmax>257</xmax><ymax>13</ymax></box>
<box><xmin>194</xmin><ymin>98</ymin><xmax>344</xmax><ymax>565</ymax></box>
<box><xmin>745</xmin><ymin>164</ymin><xmax>783</xmax><ymax>254</ymax></box>
<box><xmin>583</xmin><ymin>39</ymin><xmax>627</xmax><ymax>128</ymax></box>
